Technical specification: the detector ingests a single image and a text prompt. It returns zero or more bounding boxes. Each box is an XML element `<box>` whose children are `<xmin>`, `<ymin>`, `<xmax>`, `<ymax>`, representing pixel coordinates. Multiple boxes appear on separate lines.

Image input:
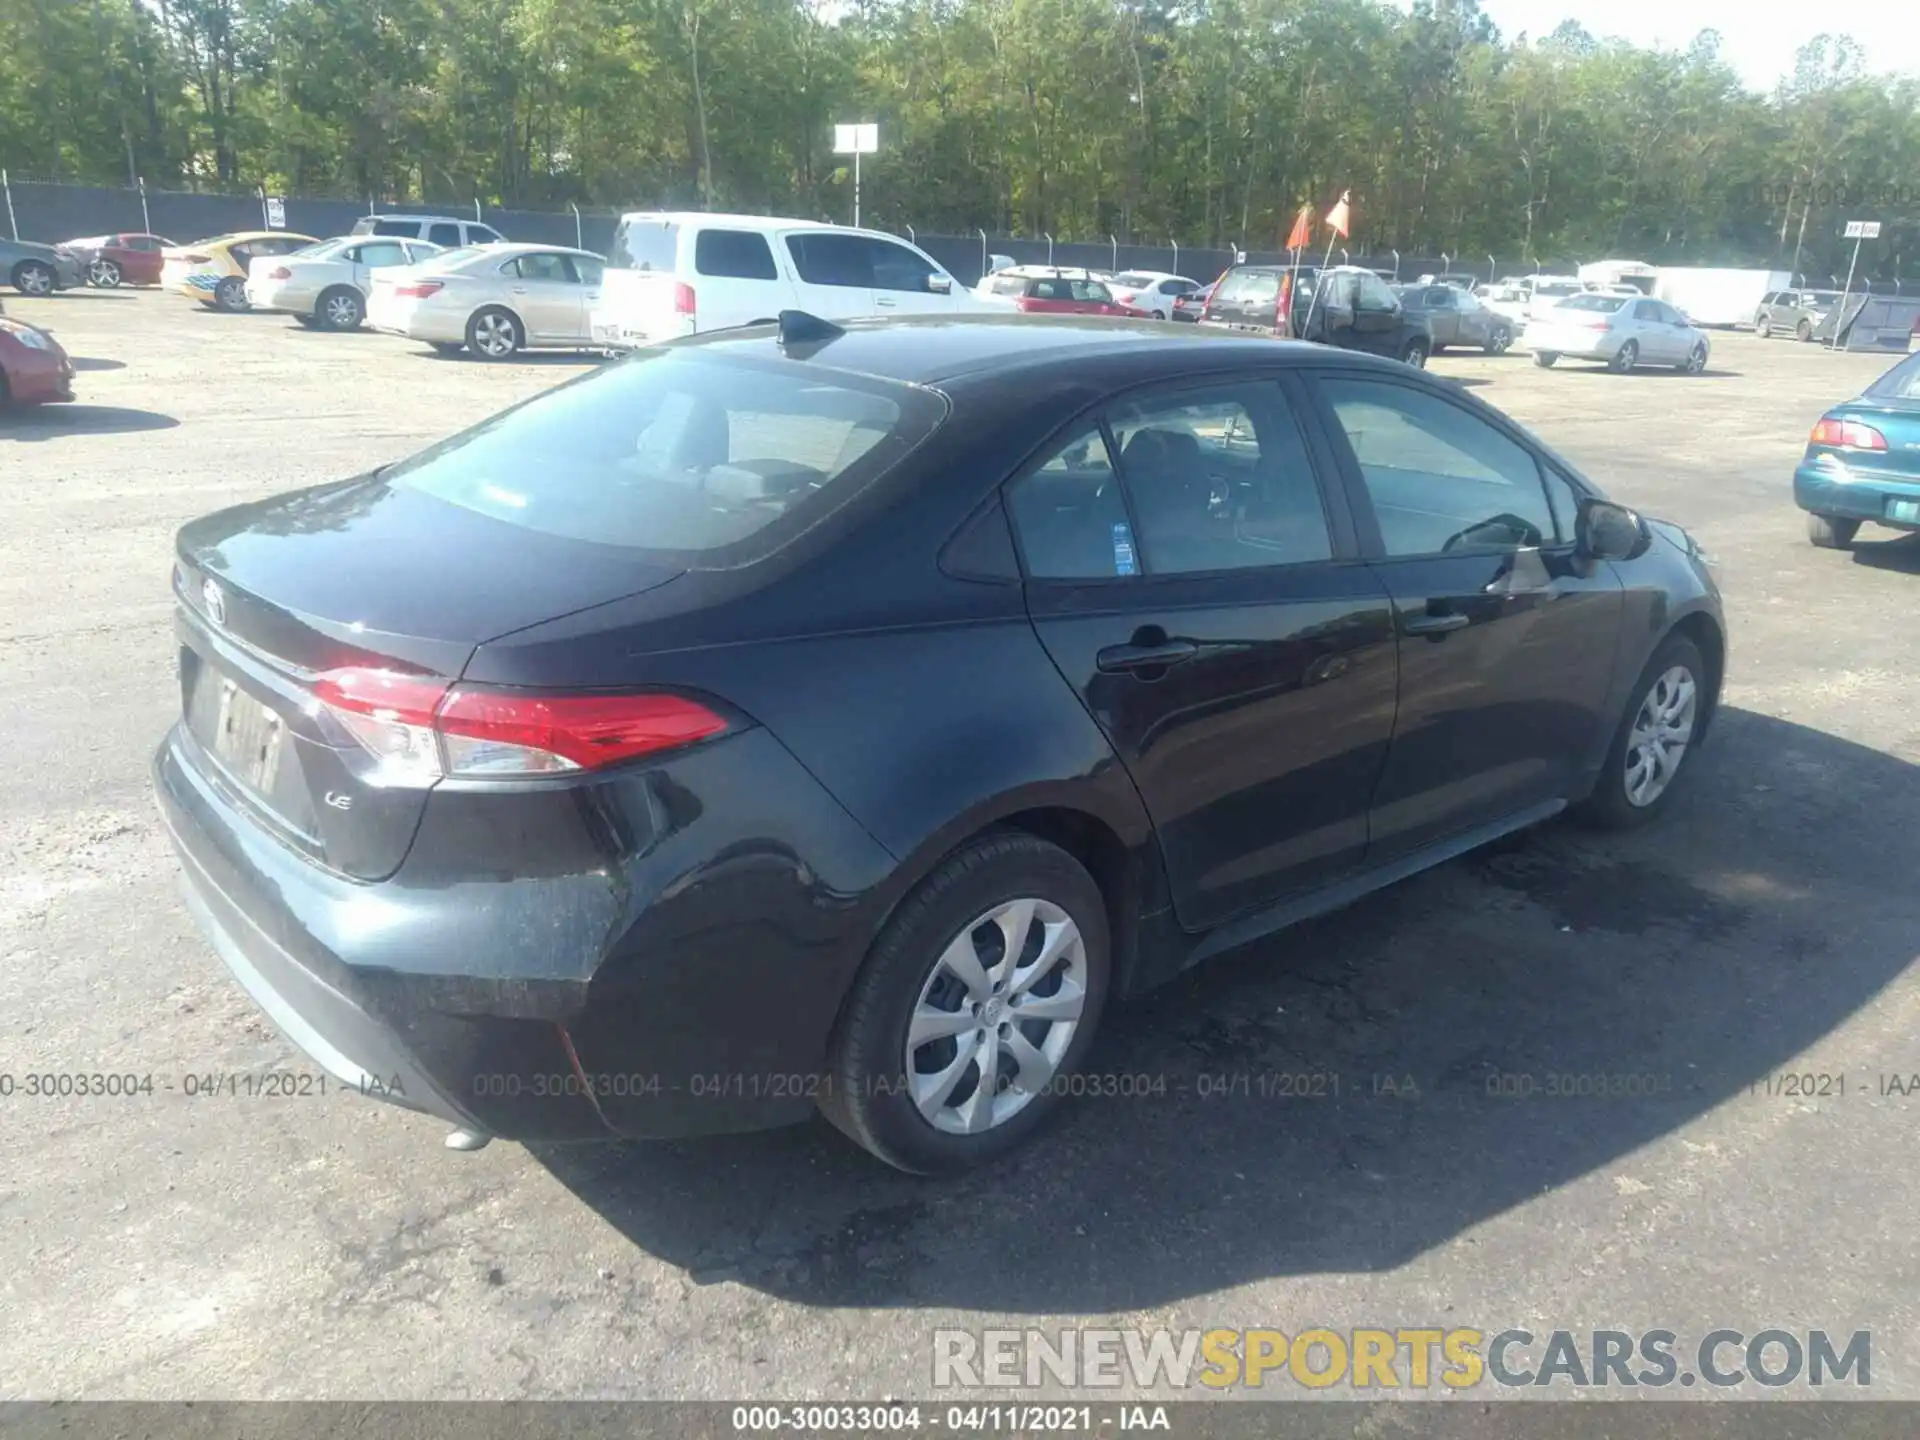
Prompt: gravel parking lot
<box><xmin>4</xmin><ymin>290</ymin><xmax>1918</xmax><ymax>1401</ymax></box>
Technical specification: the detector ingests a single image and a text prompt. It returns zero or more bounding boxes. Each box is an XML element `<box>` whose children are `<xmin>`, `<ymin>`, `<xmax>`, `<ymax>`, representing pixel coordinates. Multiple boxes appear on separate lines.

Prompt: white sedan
<box><xmin>367</xmin><ymin>243</ymin><xmax>606</xmax><ymax>359</ymax></box>
<box><xmin>1528</xmin><ymin>293</ymin><xmax>1711</xmax><ymax>374</ymax></box>
<box><xmin>245</xmin><ymin>237</ymin><xmax>443</xmax><ymax>330</ymax></box>
<box><xmin>1106</xmin><ymin>270</ymin><xmax>1201</xmax><ymax>319</ymax></box>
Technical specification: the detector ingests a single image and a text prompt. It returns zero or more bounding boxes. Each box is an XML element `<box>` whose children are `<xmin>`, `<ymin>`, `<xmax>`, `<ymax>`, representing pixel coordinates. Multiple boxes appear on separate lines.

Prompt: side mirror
<box><xmin>1577</xmin><ymin>498</ymin><xmax>1650</xmax><ymax>562</ymax></box>
<box><xmin>927</xmin><ymin>274</ymin><xmax>953</xmax><ymax>295</ymax></box>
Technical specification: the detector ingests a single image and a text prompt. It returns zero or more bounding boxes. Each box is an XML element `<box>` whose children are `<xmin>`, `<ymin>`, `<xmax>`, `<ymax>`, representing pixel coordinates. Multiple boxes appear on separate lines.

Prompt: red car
<box><xmin>62</xmin><ymin>232</ymin><xmax>174</xmax><ymax>288</ymax></box>
<box><xmin>982</xmin><ymin>268</ymin><xmax>1154</xmax><ymax>318</ymax></box>
<box><xmin>0</xmin><ymin>312</ymin><xmax>75</xmax><ymax>406</ymax></box>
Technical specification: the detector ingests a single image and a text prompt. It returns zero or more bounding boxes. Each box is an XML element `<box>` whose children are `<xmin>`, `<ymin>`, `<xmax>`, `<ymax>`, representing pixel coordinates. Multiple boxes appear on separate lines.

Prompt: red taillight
<box><xmin>267</xmin><ymin>266</ymin><xmax>292</xmax><ymax>281</ymax></box>
<box><xmin>391</xmin><ymin>280</ymin><xmax>444</xmax><ymax>299</ymax></box>
<box><xmin>674</xmin><ymin>281</ymin><xmax>697</xmax><ymax>316</ymax></box>
<box><xmin>1810</xmin><ymin>417</ymin><xmax>1888</xmax><ymax>451</ymax></box>
<box><xmin>311</xmin><ymin>667</ymin><xmax>729</xmax><ymax>782</ymax></box>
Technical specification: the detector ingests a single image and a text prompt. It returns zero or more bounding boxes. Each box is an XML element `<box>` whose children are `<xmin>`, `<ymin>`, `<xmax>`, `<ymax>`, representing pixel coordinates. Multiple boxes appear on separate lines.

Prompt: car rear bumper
<box><xmin>1524</xmin><ymin>329</ymin><xmax>1620</xmax><ymax>359</ymax></box>
<box><xmin>154</xmin><ymin>715</ymin><xmax>898</xmax><ymax>1144</ymax></box>
<box><xmin>1795</xmin><ymin>460</ymin><xmax>1920</xmax><ymax>529</ymax></box>
<box><xmin>589</xmin><ymin>313</ymin><xmax>695</xmax><ymax>349</ymax></box>
<box><xmin>367</xmin><ymin>301</ymin><xmax>464</xmax><ymax>343</ymax></box>
<box><xmin>245</xmin><ymin>280</ymin><xmax>317</xmax><ymax>313</ymax></box>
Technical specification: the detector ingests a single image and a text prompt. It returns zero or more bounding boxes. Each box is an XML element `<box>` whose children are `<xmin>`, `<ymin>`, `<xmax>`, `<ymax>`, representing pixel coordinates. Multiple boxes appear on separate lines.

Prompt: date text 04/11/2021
<box><xmin>728</xmin><ymin>1405</ymin><xmax>1173</xmax><ymax>1433</ymax></box>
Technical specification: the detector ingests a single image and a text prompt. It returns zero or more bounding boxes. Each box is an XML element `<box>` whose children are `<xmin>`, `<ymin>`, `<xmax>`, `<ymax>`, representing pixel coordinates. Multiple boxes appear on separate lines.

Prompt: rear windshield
<box><xmin>610</xmin><ymin>218</ymin><xmax>679</xmax><ymax>272</ymax></box>
<box><xmin>1113</xmin><ymin>273</ymin><xmax>1155</xmax><ymax>288</ymax></box>
<box><xmin>1558</xmin><ymin>294</ymin><xmax>1626</xmax><ymax>313</ymax></box>
<box><xmin>382</xmin><ymin>349</ymin><xmax>947</xmax><ymax>565</ymax></box>
<box><xmin>989</xmin><ymin>275</ymin><xmax>1030</xmax><ymax>296</ymax></box>
<box><xmin>1535</xmin><ymin>282</ymin><xmax>1582</xmax><ymax>298</ymax></box>
<box><xmin>1867</xmin><ymin>352</ymin><xmax>1920</xmax><ymax>400</ymax></box>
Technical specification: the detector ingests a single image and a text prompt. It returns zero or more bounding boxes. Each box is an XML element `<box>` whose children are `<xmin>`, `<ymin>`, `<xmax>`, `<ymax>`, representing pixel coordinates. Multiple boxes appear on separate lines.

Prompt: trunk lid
<box><xmin>172</xmin><ymin>475</ymin><xmax>682</xmax><ymax>880</ymax></box>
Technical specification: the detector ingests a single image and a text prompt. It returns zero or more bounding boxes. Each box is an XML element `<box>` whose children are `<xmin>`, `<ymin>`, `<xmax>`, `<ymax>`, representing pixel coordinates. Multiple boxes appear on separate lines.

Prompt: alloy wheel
<box><xmin>903</xmin><ymin>896</ymin><xmax>1089</xmax><ymax>1136</ymax></box>
<box><xmin>323</xmin><ymin>292</ymin><xmax>361</xmax><ymax>329</ymax></box>
<box><xmin>1685</xmin><ymin>344</ymin><xmax>1706</xmax><ymax>374</ymax></box>
<box><xmin>1623</xmin><ymin>665</ymin><xmax>1697</xmax><ymax>807</ymax></box>
<box><xmin>88</xmin><ymin>259</ymin><xmax>121</xmax><ymax>288</ymax></box>
<box><xmin>474</xmin><ymin>312</ymin><xmax>517</xmax><ymax>357</ymax></box>
<box><xmin>17</xmin><ymin>264</ymin><xmax>53</xmax><ymax>296</ymax></box>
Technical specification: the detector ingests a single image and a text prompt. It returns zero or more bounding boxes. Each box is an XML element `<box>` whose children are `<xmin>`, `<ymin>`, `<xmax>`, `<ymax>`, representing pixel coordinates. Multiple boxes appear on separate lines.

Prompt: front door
<box><xmin>782</xmin><ymin>232</ymin><xmax>880</xmax><ymax>322</ymax></box>
<box><xmin>1307</xmin><ymin>369</ymin><xmax>1625</xmax><ymax>858</ymax></box>
<box><xmin>1005</xmin><ymin>374</ymin><xmax>1400</xmax><ymax>931</ymax></box>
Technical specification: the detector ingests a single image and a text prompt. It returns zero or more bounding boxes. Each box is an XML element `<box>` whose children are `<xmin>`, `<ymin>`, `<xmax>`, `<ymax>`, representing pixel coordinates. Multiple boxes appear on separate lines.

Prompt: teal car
<box><xmin>1795</xmin><ymin>350</ymin><xmax>1920</xmax><ymax>548</ymax></box>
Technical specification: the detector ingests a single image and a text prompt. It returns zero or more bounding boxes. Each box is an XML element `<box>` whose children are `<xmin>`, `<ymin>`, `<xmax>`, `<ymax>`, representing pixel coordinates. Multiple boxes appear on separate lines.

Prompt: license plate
<box><xmin>1887</xmin><ymin>498</ymin><xmax>1920</xmax><ymax>524</ymax></box>
<box><xmin>212</xmin><ymin>679</ymin><xmax>283</xmax><ymax>791</ymax></box>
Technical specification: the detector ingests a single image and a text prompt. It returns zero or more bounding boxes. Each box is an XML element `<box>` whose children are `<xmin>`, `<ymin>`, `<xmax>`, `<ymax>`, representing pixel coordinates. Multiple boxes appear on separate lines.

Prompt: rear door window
<box><xmin>786</xmin><ymin>233</ymin><xmax>872</xmax><ymax>289</ymax></box>
<box><xmin>694</xmin><ymin>229</ymin><xmax>779</xmax><ymax>280</ymax></box>
<box><xmin>385</xmin><ymin>350</ymin><xmax>944</xmax><ymax>563</ymax></box>
<box><xmin>610</xmin><ymin>219</ymin><xmax>680</xmax><ymax>272</ymax></box>
<box><xmin>512</xmin><ymin>252</ymin><xmax>578</xmax><ymax>283</ymax></box>
<box><xmin>1070</xmin><ymin>279</ymin><xmax>1112</xmax><ymax>304</ymax></box>
<box><xmin>428</xmin><ymin>223</ymin><xmax>462</xmax><ymax>248</ymax></box>
<box><xmin>372</xmin><ymin>219</ymin><xmax>422</xmax><ymax>238</ymax></box>
<box><xmin>356</xmin><ymin>241</ymin><xmax>408</xmax><ymax>269</ymax></box>
<box><xmin>1005</xmin><ymin>423</ymin><xmax>1132</xmax><ymax>579</ymax></box>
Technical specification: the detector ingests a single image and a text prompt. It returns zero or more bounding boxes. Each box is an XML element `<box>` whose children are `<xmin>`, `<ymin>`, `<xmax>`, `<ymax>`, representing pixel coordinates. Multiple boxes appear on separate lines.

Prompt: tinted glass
<box><xmin>576</xmin><ymin>258</ymin><xmax>605</xmax><ymax>286</ymax></box>
<box><xmin>356</xmin><ymin>241</ymin><xmax>408</xmax><ymax>268</ymax></box>
<box><xmin>372</xmin><ymin>219</ymin><xmax>422</xmax><ymax>237</ymax></box>
<box><xmin>786</xmin><ymin>233</ymin><xmax>871</xmax><ymax>288</ymax></box>
<box><xmin>1540</xmin><ymin>465</ymin><xmax>1582</xmax><ymax>544</ymax></box>
<box><xmin>694</xmin><ymin>228</ymin><xmax>779</xmax><ymax>280</ymax></box>
<box><xmin>1425</xmin><ymin>287</ymin><xmax>1454</xmax><ymax>306</ymax></box>
<box><xmin>386</xmin><ymin>350</ymin><xmax>941</xmax><ymax>561</ymax></box>
<box><xmin>471</xmin><ymin>225</ymin><xmax>504</xmax><ymax>243</ymax></box>
<box><xmin>1561</xmin><ymin>294</ymin><xmax>1627</xmax><ymax>313</ymax></box>
<box><xmin>1867</xmin><ymin>352</ymin><xmax>1920</xmax><ymax>400</ymax></box>
<box><xmin>428</xmin><ymin>223</ymin><xmax>462</xmax><ymax>248</ymax></box>
<box><xmin>867</xmin><ymin>239</ymin><xmax>938</xmax><ymax>293</ymax></box>
<box><xmin>515</xmin><ymin>252</ymin><xmax>576</xmax><ymax>282</ymax></box>
<box><xmin>1634</xmin><ymin>301</ymin><xmax>1661</xmax><ymax>320</ymax></box>
<box><xmin>1114</xmin><ymin>273</ymin><xmax>1156</xmax><ymax>288</ymax></box>
<box><xmin>1321</xmin><ymin>377</ymin><xmax>1553</xmax><ymax>557</ymax></box>
<box><xmin>1109</xmin><ymin>384</ymin><xmax>1332</xmax><ymax>572</ymax></box>
<box><xmin>1006</xmin><ymin>424</ymin><xmax>1132</xmax><ymax>579</ymax></box>
<box><xmin>1535</xmin><ymin>282</ymin><xmax>1581</xmax><ymax>298</ymax></box>
<box><xmin>609</xmin><ymin>219</ymin><xmax>679</xmax><ymax>272</ymax></box>
<box><xmin>1070</xmin><ymin>279</ymin><xmax>1113</xmax><ymax>303</ymax></box>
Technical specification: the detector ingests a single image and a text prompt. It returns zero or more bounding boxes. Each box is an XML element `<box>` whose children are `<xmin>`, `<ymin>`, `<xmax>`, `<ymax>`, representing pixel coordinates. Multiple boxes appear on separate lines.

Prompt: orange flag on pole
<box><xmin>1325</xmin><ymin>190</ymin><xmax>1351</xmax><ymax>239</ymax></box>
<box><xmin>1284</xmin><ymin>204</ymin><xmax>1313</xmax><ymax>252</ymax></box>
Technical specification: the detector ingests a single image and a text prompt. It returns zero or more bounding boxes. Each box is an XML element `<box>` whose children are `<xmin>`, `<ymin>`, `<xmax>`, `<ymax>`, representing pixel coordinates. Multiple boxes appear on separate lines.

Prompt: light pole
<box><xmin>833</xmin><ymin>123</ymin><xmax>879</xmax><ymax>229</ymax></box>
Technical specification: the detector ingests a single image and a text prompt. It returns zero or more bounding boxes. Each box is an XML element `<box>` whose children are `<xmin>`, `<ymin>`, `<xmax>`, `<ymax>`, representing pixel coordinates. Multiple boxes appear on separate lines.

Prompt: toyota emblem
<box><xmin>202</xmin><ymin>577</ymin><xmax>226</xmax><ymax>628</ymax></box>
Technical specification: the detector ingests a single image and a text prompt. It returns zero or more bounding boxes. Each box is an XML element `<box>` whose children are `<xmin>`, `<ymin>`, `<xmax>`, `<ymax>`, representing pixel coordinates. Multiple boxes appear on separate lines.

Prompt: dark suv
<box><xmin>1200</xmin><ymin>263</ymin><xmax>1433</xmax><ymax>367</ymax></box>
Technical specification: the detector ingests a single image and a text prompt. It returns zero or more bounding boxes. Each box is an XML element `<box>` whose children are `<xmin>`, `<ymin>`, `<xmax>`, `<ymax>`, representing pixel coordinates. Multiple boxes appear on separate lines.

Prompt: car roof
<box><xmin>614</xmin><ymin>210</ymin><xmax>841</xmax><ymax>233</ymax></box>
<box><xmin>218</xmin><ymin>231</ymin><xmax>317</xmax><ymax>245</ymax></box>
<box><xmin>677</xmin><ymin>313</ymin><xmax>1416</xmax><ymax>387</ymax></box>
<box><xmin>456</xmin><ymin>242</ymin><xmax>601</xmax><ymax>259</ymax></box>
<box><xmin>365</xmin><ymin>214</ymin><xmax>476</xmax><ymax>222</ymax></box>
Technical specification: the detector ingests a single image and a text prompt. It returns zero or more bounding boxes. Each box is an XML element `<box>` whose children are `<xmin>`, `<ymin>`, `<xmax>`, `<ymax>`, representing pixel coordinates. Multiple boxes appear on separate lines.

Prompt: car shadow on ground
<box><xmin>68</xmin><ymin>357</ymin><xmax>127</xmax><ymax>372</ymax></box>
<box><xmin>537</xmin><ymin>706</ymin><xmax>1917</xmax><ymax>1311</ymax></box>
<box><xmin>1849</xmin><ymin>532</ymin><xmax>1920</xmax><ymax>574</ymax></box>
<box><xmin>410</xmin><ymin>349</ymin><xmax>606</xmax><ymax>367</ymax></box>
<box><xmin>0</xmin><ymin>404</ymin><xmax>178</xmax><ymax>438</ymax></box>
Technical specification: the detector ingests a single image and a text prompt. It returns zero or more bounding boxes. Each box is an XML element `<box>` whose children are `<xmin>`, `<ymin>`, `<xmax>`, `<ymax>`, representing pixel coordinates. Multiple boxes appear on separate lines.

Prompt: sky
<box><xmin>1463</xmin><ymin>0</ymin><xmax>1920</xmax><ymax>92</ymax></box>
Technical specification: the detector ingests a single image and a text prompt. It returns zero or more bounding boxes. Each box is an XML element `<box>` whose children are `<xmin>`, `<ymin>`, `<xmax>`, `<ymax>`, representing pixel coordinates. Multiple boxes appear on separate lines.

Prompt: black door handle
<box><xmin>1403</xmin><ymin>612</ymin><xmax>1470</xmax><ymax>636</ymax></box>
<box><xmin>1096</xmin><ymin>639</ymin><xmax>1200</xmax><ymax>673</ymax></box>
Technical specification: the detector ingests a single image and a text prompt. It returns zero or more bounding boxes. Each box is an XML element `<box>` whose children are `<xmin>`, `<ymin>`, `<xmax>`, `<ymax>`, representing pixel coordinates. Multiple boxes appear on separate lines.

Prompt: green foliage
<box><xmin>0</xmin><ymin>0</ymin><xmax>1913</xmax><ymax>275</ymax></box>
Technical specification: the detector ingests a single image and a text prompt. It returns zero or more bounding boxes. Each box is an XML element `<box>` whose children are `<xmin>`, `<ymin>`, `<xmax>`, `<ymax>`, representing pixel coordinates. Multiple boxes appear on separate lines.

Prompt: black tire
<box><xmin>818</xmin><ymin>831</ymin><xmax>1111</xmax><ymax>1174</ymax></box>
<box><xmin>1795</xmin><ymin>319</ymin><xmax>1813</xmax><ymax>342</ymax></box>
<box><xmin>1679</xmin><ymin>343</ymin><xmax>1707</xmax><ymax>375</ymax></box>
<box><xmin>12</xmin><ymin>261</ymin><xmax>55</xmax><ymax>297</ymax></box>
<box><xmin>1400</xmin><ymin>340</ymin><xmax>1429</xmax><ymax>369</ymax></box>
<box><xmin>1534</xmin><ymin>351</ymin><xmax>1558</xmax><ymax>368</ymax></box>
<box><xmin>1755</xmin><ymin>315</ymin><xmax>1771</xmax><ymax>338</ymax></box>
<box><xmin>1807</xmin><ymin>513</ymin><xmax>1860</xmax><ymax>549</ymax></box>
<box><xmin>214</xmin><ymin>276</ymin><xmax>248</xmax><ymax>312</ymax></box>
<box><xmin>316</xmin><ymin>286</ymin><xmax>364</xmax><ymax>332</ymax></box>
<box><xmin>1574</xmin><ymin>633</ymin><xmax>1709</xmax><ymax>831</ymax></box>
<box><xmin>465</xmin><ymin>306</ymin><xmax>521</xmax><ymax>360</ymax></box>
<box><xmin>1486</xmin><ymin>327</ymin><xmax>1512</xmax><ymax>355</ymax></box>
<box><xmin>1609</xmin><ymin>339</ymin><xmax>1639</xmax><ymax>373</ymax></box>
<box><xmin>429</xmin><ymin>341</ymin><xmax>464</xmax><ymax>355</ymax></box>
<box><xmin>292</xmin><ymin>314</ymin><xmax>317</xmax><ymax>329</ymax></box>
<box><xmin>0</xmin><ymin>368</ymin><xmax>11</xmax><ymax>408</ymax></box>
<box><xmin>87</xmin><ymin>257</ymin><xmax>122</xmax><ymax>288</ymax></box>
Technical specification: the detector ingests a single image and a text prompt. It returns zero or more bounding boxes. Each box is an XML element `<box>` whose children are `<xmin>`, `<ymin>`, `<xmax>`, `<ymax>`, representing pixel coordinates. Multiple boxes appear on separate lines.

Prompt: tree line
<box><xmin>3</xmin><ymin>0</ymin><xmax>1915</xmax><ymax>278</ymax></box>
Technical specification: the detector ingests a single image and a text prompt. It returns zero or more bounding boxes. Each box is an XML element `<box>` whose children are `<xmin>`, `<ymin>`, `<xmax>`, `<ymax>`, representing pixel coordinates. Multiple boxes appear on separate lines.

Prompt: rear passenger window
<box><xmin>1108</xmin><ymin>384</ymin><xmax>1331</xmax><ymax>572</ymax></box>
<box><xmin>1006</xmin><ymin>424</ymin><xmax>1133</xmax><ymax>580</ymax></box>
<box><xmin>695</xmin><ymin>229</ymin><xmax>778</xmax><ymax>280</ymax></box>
<box><xmin>356</xmin><ymin>241</ymin><xmax>407</xmax><ymax>268</ymax></box>
<box><xmin>1320</xmin><ymin>377</ymin><xmax>1554</xmax><ymax>557</ymax></box>
<box><xmin>429</xmin><ymin>223</ymin><xmax>462</xmax><ymax>248</ymax></box>
<box><xmin>373</xmin><ymin>220</ymin><xmax>421</xmax><ymax>238</ymax></box>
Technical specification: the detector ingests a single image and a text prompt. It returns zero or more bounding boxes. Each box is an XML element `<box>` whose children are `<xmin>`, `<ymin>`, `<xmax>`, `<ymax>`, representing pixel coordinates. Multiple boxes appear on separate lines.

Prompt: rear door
<box><xmin>504</xmin><ymin>251</ymin><xmax>587</xmax><ymax>341</ymax></box>
<box><xmin>1421</xmin><ymin>286</ymin><xmax>1459</xmax><ymax>344</ymax></box>
<box><xmin>1006</xmin><ymin>373</ymin><xmax>1399</xmax><ymax>930</ymax></box>
<box><xmin>1306</xmin><ymin>370</ymin><xmax>1623</xmax><ymax>857</ymax></box>
<box><xmin>691</xmin><ymin>226</ymin><xmax>786</xmax><ymax>328</ymax></box>
<box><xmin>1630</xmin><ymin>300</ymin><xmax>1673</xmax><ymax>360</ymax></box>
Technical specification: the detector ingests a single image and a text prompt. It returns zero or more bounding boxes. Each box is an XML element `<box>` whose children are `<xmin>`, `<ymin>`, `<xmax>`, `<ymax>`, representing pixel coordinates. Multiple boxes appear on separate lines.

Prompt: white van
<box><xmin>591</xmin><ymin>212</ymin><xmax>1003</xmax><ymax>348</ymax></box>
<box><xmin>351</xmin><ymin>214</ymin><xmax>504</xmax><ymax>249</ymax></box>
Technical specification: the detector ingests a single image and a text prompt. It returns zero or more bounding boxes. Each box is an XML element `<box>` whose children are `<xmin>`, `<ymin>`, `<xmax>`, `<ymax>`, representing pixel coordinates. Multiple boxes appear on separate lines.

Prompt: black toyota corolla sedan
<box><xmin>155</xmin><ymin>313</ymin><xmax>1724</xmax><ymax>1173</ymax></box>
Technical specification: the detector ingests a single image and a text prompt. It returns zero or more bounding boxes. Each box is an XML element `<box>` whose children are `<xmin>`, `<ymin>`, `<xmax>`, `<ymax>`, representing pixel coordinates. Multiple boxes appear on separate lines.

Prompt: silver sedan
<box><xmin>366</xmin><ymin>243</ymin><xmax>606</xmax><ymax>359</ymax></box>
<box><xmin>1526</xmin><ymin>293</ymin><xmax>1711</xmax><ymax>374</ymax></box>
